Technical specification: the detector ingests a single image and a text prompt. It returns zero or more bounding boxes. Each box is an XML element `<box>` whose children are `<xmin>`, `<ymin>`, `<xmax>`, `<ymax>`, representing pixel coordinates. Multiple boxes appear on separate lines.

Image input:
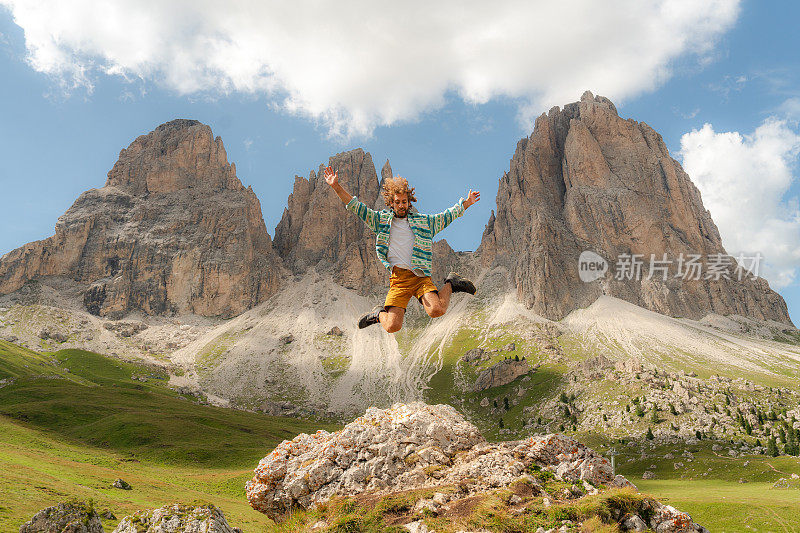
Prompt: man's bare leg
<box><xmin>379</xmin><ymin>306</ymin><xmax>405</xmax><ymax>333</ymax></box>
<box><xmin>421</xmin><ymin>283</ymin><xmax>452</xmax><ymax>318</ymax></box>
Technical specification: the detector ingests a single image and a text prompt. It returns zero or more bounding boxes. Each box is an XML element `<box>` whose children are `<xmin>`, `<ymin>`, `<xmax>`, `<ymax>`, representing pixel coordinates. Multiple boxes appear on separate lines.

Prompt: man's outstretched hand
<box><xmin>324</xmin><ymin>165</ymin><xmax>338</xmax><ymax>186</ymax></box>
<box><xmin>325</xmin><ymin>165</ymin><xmax>353</xmax><ymax>204</ymax></box>
<box><xmin>464</xmin><ymin>189</ymin><xmax>480</xmax><ymax>209</ymax></box>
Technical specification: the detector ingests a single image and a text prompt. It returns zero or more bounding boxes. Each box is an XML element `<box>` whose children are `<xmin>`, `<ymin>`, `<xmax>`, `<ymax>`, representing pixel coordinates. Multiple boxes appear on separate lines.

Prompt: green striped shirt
<box><xmin>345</xmin><ymin>196</ymin><xmax>466</xmax><ymax>277</ymax></box>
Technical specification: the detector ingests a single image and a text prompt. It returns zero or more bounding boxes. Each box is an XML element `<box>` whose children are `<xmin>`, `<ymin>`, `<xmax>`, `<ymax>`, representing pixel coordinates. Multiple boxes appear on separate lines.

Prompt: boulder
<box><xmin>112</xmin><ymin>504</ymin><xmax>239</xmax><ymax>533</ymax></box>
<box><xmin>112</xmin><ymin>478</ymin><xmax>131</xmax><ymax>490</ymax></box>
<box><xmin>462</xmin><ymin>348</ymin><xmax>488</xmax><ymax>363</ymax></box>
<box><xmin>19</xmin><ymin>501</ymin><xmax>103</xmax><ymax>533</ymax></box>
<box><xmin>246</xmin><ymin>402</ymin><xmax>623</xmax><ymax>519</ymax></box>
<box><xmin>471</xmin><ymin>360</ymin><xmax>531</xmax><ymax>391</ymax></box>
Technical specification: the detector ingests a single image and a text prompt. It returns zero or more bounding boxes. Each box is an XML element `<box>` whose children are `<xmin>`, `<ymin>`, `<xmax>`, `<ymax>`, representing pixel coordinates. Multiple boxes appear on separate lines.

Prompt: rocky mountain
<box><xmin>273</xmin><ymin>149</ymin><xmax>387</xmax><ymax>293</ymax></box>
<box><xmin>0</xmin><ymin>120</ymin><xmax>281</xmax><ymax>318</ymax></box>
<box><xmin>4</xmin><ymin>92</ymin><xmax>789</xmax><ymax>328</ymax></box>
<box><xmin>478</xmin><ymin>91</ymin><xmax>793</xmax><ymax>324</ymax></box>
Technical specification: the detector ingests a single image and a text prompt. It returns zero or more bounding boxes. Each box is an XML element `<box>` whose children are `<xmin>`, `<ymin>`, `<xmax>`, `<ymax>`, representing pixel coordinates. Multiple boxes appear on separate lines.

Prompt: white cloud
<box><xmin>780</xmin><ymin>97</ymin><xmax>800</xmax><ymax>120</ymax></box>
<box><xmin>679</xmin><ymin>118</ymin><xmax>800</xmax><ymax>288</ymax></box>
<box><xmin>2</xmin><ymin>0</ymin><xmax>740</xmax><ymax>137</ymax></box>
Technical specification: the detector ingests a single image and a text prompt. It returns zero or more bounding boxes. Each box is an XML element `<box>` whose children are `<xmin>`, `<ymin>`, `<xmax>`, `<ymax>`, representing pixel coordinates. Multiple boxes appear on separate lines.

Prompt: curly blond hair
<box><xmin>382</xmin><ymin>176</ymin><xmax>417</xmax><ymax>207</ymax></box>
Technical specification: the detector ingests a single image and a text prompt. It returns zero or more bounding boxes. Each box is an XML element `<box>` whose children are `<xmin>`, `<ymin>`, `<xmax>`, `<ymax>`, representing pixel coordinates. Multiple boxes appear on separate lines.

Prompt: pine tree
<box><xmin>669</xmin><ymin>403</ymin><xmax>677</xmax><ymax>416</ymax></box>
<box><xmin>651</xmin><ymin>409</ymin><xmax>659</xmax><ymax>424</ymax></box>
<box><xmin>503</xmin><ymin>397</ymin><xmax>510</xmax><ymax>410</ymax></box>
<box><xmin>499</xmin><ymin>418</ymin><xmax>504</xmax><ymax>429</ymax></box>
<box><xmin>646</xmin><ymin>427</ymin><xmax>654</xmax><ymax>440</ymax></box>
<box><xmin>768</xmin><ymin>437</ymin><xmax>779</xmax><ymax>457</ymax></box>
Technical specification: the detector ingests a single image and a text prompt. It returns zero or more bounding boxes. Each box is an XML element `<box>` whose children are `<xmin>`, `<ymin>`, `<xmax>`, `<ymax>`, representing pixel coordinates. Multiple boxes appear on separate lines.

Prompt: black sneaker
<box><xmin>358</xmin><ymin>305</ymin><xmax>384</xmax><ymax>329</ymax></box>
<box><xmin>444</xmin><ymin>272</ymin><xmax>476</xmax><ymax>295</ymax></box>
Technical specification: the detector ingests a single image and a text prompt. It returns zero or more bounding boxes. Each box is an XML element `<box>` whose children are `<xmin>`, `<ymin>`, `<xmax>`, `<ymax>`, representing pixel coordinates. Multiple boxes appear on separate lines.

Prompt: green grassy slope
<box><xmin>0</xmin><ymin>340</ymin><xmax>339</xmax><ymax>531</ymax></box>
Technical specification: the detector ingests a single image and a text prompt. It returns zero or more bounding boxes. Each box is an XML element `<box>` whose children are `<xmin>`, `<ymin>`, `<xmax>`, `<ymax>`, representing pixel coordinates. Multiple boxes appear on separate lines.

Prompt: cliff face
<box><xmin>0</xmin><ymin>119</ymin><xmax>281</xmax><ymax>318</ymax></box>
<box><xmin>479</xmin><ymin>91</ymin><xmax>793</xmax><ymax>325</ymax></box>
<box><xmin>273</xmin><ymin>148</ymin><xmax>387</xmax><ymax>292</ymax></box>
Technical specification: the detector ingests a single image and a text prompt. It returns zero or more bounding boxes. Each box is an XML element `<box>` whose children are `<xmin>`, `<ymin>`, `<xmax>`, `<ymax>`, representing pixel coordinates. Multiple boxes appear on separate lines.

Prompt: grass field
<box><xmin>614</xmin><ymin>442</ymin><xmax>800</xmax><ymax>532</ymax></box>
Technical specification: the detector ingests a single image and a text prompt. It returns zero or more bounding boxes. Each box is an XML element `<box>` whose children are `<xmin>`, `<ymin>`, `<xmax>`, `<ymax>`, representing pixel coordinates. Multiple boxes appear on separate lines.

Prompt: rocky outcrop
<box><xmin>246</xmin><ymin>402</ymin><xmax>708</xmax><ymax>532</ymax></box>
<box><xmin>112</xmin><ymin>504</ymin><xmax>240</xmax><ymax>533</ymax></box>
<box><xmin>0</xmin><ymin>120</ymin><xmax>281</xmax><ymax>318</ymax></box>
<box><xmin>478</xmin><ymin>91</ymin><xmax>794</xmax><ymax>325</ymax></box>
<box><xmin>248</xmin><ymin>402</ymin><xmax>626</xmax><ymax>517</ymax></box>
<box><xmin>19</xmin><ymin>501</ymin><xmax>104</xmax><ymax>533</ymax></box>
<box><xmin>471</xmin><ymin>359</ymin><xmax>531</xmax><ymax>391</ymax></box>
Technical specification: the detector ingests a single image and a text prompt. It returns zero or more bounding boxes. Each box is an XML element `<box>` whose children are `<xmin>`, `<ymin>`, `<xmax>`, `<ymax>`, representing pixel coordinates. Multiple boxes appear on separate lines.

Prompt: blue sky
<box><xmin>0</xmin><ymin>1</ymin><xmax>798</xmax><ymax>325</ymax></box>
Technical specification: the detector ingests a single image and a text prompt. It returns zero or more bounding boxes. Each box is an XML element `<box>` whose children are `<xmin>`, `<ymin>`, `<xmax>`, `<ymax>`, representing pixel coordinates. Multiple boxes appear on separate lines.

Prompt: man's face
<box><xmin>392</xmin><ymin>192</ymin><xmax>409</xmax><ymax>217</ymax></box>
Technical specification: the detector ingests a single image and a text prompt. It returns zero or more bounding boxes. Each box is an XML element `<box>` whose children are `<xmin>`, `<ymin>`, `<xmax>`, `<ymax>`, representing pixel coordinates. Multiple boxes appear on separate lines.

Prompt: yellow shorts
<box><xmin>384</xmin><ymin>267</ymin><xmax>438</xmax><ymax>309</ymax></box>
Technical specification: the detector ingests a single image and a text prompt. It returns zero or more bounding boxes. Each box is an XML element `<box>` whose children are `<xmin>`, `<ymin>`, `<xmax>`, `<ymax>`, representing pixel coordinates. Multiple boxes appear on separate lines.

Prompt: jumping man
<box><xmin>324</xmin><ymin>165</ymin><xmax>480</xmax><ymax>332</ymax></box>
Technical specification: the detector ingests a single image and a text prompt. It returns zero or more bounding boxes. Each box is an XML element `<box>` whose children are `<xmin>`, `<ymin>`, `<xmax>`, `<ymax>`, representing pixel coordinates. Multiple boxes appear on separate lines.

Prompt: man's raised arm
<box><xmin>324</xmin><ymin>165</ymin><xmax>353</xmax><ymax>204</ymax></box>
<box><xmin>428</xmin><ymin>189</ymin><xmax>481</xmax><ymax>235</ymax></box>
<box><xmin>325</xmin><ymin>165</ymin><xmax>380</xmax><ymax>233</ymax></box>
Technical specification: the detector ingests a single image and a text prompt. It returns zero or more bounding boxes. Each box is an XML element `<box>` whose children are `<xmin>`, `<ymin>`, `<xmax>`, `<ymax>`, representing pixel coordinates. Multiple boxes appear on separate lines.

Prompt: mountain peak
<box><xmin>480</xmin><ymin>91</ymin><xmax>792</xmax><ymax>325</ymax></box>
<box><xmin>105</xmin><ymin>119</ymin><xmax>243</xmax><ymax>195</ymax></box>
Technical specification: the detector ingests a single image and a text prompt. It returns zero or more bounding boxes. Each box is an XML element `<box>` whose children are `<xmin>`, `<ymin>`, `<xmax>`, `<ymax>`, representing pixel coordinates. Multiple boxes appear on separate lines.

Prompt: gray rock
<box><xmin>20</xmin><ymin>501</ymin><xmax>104</xmax><ymax>533</ymax></box>
<box><xmin>472</xmin><ymin>360</ymin><xmax>531</xmax><ymax>392</ymax></box>
<box><xmin>112</xmin><ymin>504</ymin><xmax>238</xmax><ymax>533</ymax></box>
<box><xmin>246</xmin><ymin>402</ymin><xmax>619</xmax><ymax>518</ymax></box>
<box><xmin>112</xmin><ymin>478</ymin><xmax>132</xmax><ymax>490</ymax></box>
<box><xmin>462</xmin><ymin>348</ymin><xmax>487</xmax><ymax>363</ymax></box>
<box><xmin>404</xmin><ymin>521</ymin><xmax>433</xmax><ymax>533</ymax></box>
<box><xmin>622</xmin><ymin>514</ymin><xmax>647</xmax><ymax>531</ymax></box>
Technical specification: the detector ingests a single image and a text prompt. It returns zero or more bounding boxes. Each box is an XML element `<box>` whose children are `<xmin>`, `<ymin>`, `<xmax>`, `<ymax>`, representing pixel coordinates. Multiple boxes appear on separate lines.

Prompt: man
<box><xmin>324</xmin><ymin>165</ymin><xmax>480</xmax><ymax>332</ymax></box>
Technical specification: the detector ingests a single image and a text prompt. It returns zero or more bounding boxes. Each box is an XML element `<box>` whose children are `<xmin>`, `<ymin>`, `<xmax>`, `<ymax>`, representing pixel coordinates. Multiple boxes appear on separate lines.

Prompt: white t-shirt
<box><xmin>387</xmin><ymin>217</ymin><xmax>425</xmax><ymax>277</ymax></box>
